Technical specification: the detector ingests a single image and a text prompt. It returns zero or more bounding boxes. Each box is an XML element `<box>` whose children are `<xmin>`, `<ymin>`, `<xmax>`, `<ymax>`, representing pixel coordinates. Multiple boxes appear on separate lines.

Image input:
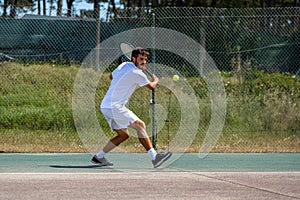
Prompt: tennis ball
<box><xmin>173</xmin><ymin>75</ymin><xmax>179</xmax><ymax>81</ymax></box>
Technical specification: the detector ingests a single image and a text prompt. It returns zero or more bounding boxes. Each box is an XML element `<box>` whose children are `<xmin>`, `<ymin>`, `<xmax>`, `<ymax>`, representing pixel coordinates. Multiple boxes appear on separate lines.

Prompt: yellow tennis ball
<box><xmin>173</xmin><ymin>75</ymin><xmax>179</xmax><ymax>81</ymax></box>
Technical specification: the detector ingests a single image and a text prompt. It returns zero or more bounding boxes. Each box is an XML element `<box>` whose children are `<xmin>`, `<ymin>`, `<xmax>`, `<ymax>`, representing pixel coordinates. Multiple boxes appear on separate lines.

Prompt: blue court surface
<box><xmin>1</xmin><ymin>153</ymin><xmax>300</xmax><ymax>199</ymax></box>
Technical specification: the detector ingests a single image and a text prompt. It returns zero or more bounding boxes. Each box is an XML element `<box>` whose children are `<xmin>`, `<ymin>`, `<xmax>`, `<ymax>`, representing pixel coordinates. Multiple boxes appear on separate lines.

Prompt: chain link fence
<box><xmin>0</xmin><ymin>7</ymin><xmax>299</xmax><ymax>153</ymax></box>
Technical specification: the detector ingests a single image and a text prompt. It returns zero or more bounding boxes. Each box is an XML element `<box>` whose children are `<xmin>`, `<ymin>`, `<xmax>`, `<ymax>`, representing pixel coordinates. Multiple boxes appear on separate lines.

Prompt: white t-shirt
<box><xmin>101</xmin><ymin>62</ymin><xmax>150</xmax><ymax>109</ymax></box>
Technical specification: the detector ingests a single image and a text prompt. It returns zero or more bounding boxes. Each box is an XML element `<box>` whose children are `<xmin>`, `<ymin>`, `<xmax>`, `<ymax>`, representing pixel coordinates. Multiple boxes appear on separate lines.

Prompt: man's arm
<box><xmin>146</xmin><ymin>74</ymin><xmax>159</xmax><ymax>90</ymax></box>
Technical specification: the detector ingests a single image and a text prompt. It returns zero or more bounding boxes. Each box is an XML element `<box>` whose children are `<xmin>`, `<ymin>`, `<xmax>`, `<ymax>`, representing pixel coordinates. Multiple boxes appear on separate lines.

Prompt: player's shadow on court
<box><xmin>49</xmin><ymin>165</ymin><xmax>102</xmax><ymax>169</ymax></box>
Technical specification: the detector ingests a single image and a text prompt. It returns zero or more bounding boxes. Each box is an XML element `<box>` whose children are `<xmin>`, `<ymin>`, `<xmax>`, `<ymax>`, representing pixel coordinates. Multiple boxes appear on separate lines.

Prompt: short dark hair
<box><xmin>131</xmin><ymin>48</ymin><xmax>149</xmax><ymax>59</ymax></box>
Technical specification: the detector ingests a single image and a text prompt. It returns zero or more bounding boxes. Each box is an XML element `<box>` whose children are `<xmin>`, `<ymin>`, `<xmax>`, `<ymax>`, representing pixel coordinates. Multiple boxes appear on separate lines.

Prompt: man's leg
<box><xmin>92</xmin><ymin>129</ymin><xmax>129</xmax><ymax>166</ymax></box>
<box><xmin>130</xmin><ymin>120</ymin><xmax>172</xmax><ymax>168</ymax></box>
<box><xmin>129</xmin><ymin>120</ymin><xmax>152</xmax><ymax>151</ymax></box>
<box><xmin>103</xmin><ymin>128</ymin><xmax>130</xmax><ymax>153</ymax></box>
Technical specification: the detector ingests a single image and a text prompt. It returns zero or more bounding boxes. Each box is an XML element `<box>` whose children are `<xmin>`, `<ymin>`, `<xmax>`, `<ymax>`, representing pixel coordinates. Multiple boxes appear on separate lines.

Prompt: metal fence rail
<box><xmin>0</xmin><ymin>7</ymin><xmax>299</xmax><ymax>153</ymax></box>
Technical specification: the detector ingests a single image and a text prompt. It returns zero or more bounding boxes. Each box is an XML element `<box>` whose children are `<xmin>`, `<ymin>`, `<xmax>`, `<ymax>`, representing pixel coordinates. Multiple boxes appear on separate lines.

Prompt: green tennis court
<box><xmin>1</xmin><ymin>153</ymin><xmax>299</xmax><ymax>199</ymax></box>
<box><xmin>1</xmin><ymin>153</ymin><xmax>300</xmax><ymax>173</ymax></box>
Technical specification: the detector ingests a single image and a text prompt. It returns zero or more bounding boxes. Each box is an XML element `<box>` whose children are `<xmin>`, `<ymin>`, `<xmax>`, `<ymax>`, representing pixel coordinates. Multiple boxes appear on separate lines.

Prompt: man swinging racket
<box><xmin>92</xmin><ymin>48</ymin><xmax>172</xmax><ymax>168</ymax></box>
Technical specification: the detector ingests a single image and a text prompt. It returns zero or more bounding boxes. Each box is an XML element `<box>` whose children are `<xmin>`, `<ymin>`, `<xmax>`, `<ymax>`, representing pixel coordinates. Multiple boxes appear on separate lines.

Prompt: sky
<box><xmin>0</xmin><ymin>0</ymin><xmax>109</xmax><ymax>17</ymax></box>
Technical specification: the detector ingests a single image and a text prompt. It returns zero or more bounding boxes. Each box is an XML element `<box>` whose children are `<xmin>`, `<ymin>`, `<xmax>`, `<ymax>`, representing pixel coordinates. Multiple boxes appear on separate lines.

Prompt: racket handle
<box><xmin>145</xmin><ymin>69</ymin><xmax>153</xmax><ymax>77</ymax></box>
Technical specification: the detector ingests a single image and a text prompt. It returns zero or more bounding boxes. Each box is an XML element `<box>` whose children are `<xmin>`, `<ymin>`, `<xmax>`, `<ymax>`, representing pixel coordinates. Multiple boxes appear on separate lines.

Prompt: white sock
<box><xmin>96</xmin><ymin>150</ymin><xmax>106</xmax><ymax>158</ymax></box>
<box><xmin>148</xmin><ymin>148</ymin><xmax>157</xmax><ymax>160</ymax></box>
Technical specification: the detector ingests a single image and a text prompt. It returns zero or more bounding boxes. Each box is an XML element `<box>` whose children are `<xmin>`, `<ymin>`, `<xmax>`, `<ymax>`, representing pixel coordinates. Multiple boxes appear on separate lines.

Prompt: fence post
<box><xmin>151</xmin><ymin>12</ymin><xmax>157</xmax><ymax>150</ymax></box>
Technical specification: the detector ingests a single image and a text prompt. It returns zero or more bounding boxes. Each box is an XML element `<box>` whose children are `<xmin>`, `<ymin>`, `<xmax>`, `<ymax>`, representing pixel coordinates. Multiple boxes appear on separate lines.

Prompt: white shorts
<box><xmin>101</xmin><ymin>106</ymin><xmax>139</xmax><ymax>130</ymax></box>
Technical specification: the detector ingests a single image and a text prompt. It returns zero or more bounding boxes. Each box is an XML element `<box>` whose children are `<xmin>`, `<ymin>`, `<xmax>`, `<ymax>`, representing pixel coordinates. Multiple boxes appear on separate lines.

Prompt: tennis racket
<box><xmin>119</xmin><ymin>42</ymin><xmax>158</xmax><ymax>150</ymax></box>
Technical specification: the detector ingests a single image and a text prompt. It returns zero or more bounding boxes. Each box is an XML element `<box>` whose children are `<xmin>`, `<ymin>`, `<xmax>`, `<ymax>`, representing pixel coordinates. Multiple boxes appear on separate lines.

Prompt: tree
<box><xmin>152</xmin><ymin>0</ymin><xmax>158</xmax><ymax>7</ymax></box>
<box><xmin>57</xmin><ymin>0</ymin><xmax>63</xmax><ymax>16</ymax></box>
<box><xmin>1</xmin><ymin>0</ymin><xmax>35</xmax><ymax>17</ymax></box>
<box><xmin>93</xmin><ymin>0</ymin><xmax>99</xmax><ymax>18</ymax></box>
<box><xmin>2</xmin><ymin>0</ymin><xmax>299</xmax><ymax>18</ymax></box>
<box><xmin>2</xmin><ymin>0</ymin><xmax>9</xmax><ymax>17</ymax></box>
<box><xmin>211</xmin><ymin>0</ymin><xmax>217</xmax><ymax>7</ymax></box>
<box><xmin>110</xmin><ymin>0</ymin><xmax>117</xmax><ymax>18</ymax></box>
<box><xmin>267</xmin><ymin>0</ymin><xmax>274</xmax><ymax>7</ymax></box>
<box><xmin>42</xmin><ymin>0</ymin><xmax>46</xmax><ymax>15</ymax></box>
<box><xmin>33</xmin><ymin>0</ymin><xmax>46</xmax><ymax>16</ymax></box>
<box><xmin>9</xmin><ymin>0</ymin><xmax>17</xmax><ymax>17</ymax></box>
<box><xmin>66</xmin><ymin>0</ymin><xmax>75</xmax><ymax>16</ymax></box>
<box><xmin>37</xmin><ymin>0</ymin><xmax>41</xmax><ymax>15</ymax></box>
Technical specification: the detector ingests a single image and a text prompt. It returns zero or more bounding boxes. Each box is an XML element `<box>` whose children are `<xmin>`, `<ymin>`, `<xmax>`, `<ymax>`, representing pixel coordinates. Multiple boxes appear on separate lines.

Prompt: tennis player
<box><xmin>92</xmin><ymin>48</ymin><xmax>172</xmax><ymax>168</ymax></box>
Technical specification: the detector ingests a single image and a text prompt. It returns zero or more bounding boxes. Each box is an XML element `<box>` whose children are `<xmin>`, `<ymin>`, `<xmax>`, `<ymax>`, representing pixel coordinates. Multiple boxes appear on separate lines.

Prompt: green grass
<box><xmin>0</xmin><ymin>63</ymin><xmax>299</xmax><ymax>152</ymax></box>
<box><xmin>0</xmin><ymin>128</ymin><xmax>84</xmax><ymax>153</ymax></box>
